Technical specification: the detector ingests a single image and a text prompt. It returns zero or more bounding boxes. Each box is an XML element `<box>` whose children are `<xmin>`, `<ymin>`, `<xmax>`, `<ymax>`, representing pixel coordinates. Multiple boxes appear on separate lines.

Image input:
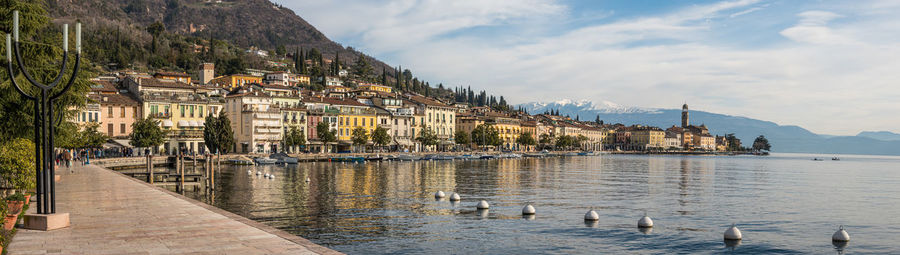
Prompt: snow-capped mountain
<box><xmin>518</xmin><ymin>99</ymin><xmax>900</xmax><ymax>156</ymax></box>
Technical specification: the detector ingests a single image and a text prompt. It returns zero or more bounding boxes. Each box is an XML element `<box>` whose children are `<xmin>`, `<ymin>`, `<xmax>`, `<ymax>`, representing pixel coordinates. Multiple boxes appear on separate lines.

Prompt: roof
<box><xmin>406</xmin><ymin>94</ymin><xmax>451</xmax><ymax>107</ymax></box>
<box><xmin>90</xmin><ymin>80</ymin><xmax>118</xmax><ymax>92</ymax></box>
<box><xmin>154</xmin><ymin>72</ymin><xmax>191</xmax><ymax>78</ymax></box>
<box><xmin>136</xmin><ymin>77</ymin><xmax>196</xmax><ymax>90</ymax></box>
<box><xmin>305</xmin><ymin>97</ymin><xmax>369</xmax><ymax>107</ymax></box>
<box><xmin>95</xmin><ymin>93</ymin><xmax>141</xmax><ymax>106</ymax></box>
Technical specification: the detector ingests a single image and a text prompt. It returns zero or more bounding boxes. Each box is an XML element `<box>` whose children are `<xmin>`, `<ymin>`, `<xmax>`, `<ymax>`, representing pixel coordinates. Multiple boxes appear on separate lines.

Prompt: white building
<box><xmin>225</xmin><ymin>90</ymin><xmax>283</xmax><ymax>154</ymax></box>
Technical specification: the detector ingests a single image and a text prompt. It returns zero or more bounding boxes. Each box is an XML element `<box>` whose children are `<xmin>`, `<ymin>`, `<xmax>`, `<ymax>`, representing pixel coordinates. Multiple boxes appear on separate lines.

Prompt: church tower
<box><xmin>681</xmin><ymin>104</ymin><xmax>689</xmax><ymax>127</ymax></box>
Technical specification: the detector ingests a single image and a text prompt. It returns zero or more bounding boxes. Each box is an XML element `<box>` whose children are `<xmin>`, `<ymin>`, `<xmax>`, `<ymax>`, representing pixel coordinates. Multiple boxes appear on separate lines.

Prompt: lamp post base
<box><xmin>23</xmin><ymin>213</ymin><xmax>70</xmax><ymax>231</ymax></box>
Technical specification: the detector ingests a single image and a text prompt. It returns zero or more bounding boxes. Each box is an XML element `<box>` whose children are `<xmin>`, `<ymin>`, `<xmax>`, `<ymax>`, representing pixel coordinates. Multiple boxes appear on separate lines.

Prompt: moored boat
<box><xmin>253</xmin><ymin>157</ymin><xmax>278</xmax><ymax>164</ymax></box>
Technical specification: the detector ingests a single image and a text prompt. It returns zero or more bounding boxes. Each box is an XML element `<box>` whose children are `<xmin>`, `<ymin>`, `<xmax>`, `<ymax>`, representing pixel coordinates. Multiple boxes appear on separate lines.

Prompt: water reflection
<box><xmin>172</xmin><ymin>154</ymin><xmax>900</xmax><ymax>254</ymax></box>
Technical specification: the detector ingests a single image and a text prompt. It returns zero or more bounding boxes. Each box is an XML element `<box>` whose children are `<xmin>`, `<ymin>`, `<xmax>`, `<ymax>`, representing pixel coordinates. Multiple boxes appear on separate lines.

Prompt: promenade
<box><xmin>9</xmin><ymin>164</ymin><xmax>340</xmax><ymax>255</ymax></box>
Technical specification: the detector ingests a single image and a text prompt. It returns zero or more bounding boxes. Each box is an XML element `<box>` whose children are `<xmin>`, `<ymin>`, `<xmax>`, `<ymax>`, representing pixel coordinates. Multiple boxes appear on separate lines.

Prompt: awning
<box><xmin>162</xmin><ymin>120</ymin><xmax>173</xmax><ymax>127</ymax></box>
<box><xmin>394</xmin><ymin>138</ymin><xmax>413</xmax><ymax>146</ymax></box>
<box><xmin>178</xmin><ymin>120</ymin><xmax>190</xmax><ymax>127</ymax></box>
<box><xmin>190</xmin><ymin>120</ymin><xmax>200</xmax><ymax>127</ymax></box>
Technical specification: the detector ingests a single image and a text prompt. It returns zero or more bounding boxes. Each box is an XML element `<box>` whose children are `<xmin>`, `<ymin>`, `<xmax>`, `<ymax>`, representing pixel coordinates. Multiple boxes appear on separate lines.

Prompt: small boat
<box><xmin>423</xmin><ymin>154</ymin><xmax>454</xmax><ymax>160</ymax></box>
<box><xmin>365</xmin><ymin>156</ymin><xmax>384</xmax><ymax>161</ymax></box>
<box><xmin>396</xmin><ymin>154</ymin><xmax>420</xmax><ymax>161</ymax></box>
<box><xmin>523</xmin><ymin>153</ymin><xmax>545</xmax><ymax>158</ymax></box>
<box><xmin>332</xmin><ymin>156</ymin><xmax>365</xmax><ymax>163</ymax></box>
<box><xmin>382</xmin><ymin>155</ymin><xmax>398</xmax><ymax>161</ymax></box>
<box><xmin>498</xmin><ymin>153</ymin><xmax>522</xmax><ymax>158</ymax></box>
<box><xmin>812</xmin><ymin>158</ymin><xmax>824</xmax><ymax>161</ymax></box>
<box><xmin>564</xmin><ymin>152</ymin><xmax>580</xmax><ymax>156</ymax></box>
<box><xmin>456</xmin><ymin>154</ymin><xmax>480</xmax><ymax>160</ymax></box>
<box><xmin>254</xmin><ymin>157</ymin><xmax>278</xmax><ymax>164</ymax></box>
<box><xmin>226</xmin><ymin>159</ymin><xmax>254</xmax><ymax>165</ymax></box>
<box><xmin>577</xmin><ymin>151</ymin><xmax>599</xmax><ymax>156</ymax></box>
<box><xmin>479</xmin><ymin>155</ymin><xmax>496</xmax><ymax>159</ymax></box>
<box><xmin>269</xmin><ymin>153</ymin><xmax>299</xmax><ymax>164</ymax></box>
<box><xmin>831</xmin><ymin>157</ymin><xmax>840</xmax><ymax>161</ymax></box>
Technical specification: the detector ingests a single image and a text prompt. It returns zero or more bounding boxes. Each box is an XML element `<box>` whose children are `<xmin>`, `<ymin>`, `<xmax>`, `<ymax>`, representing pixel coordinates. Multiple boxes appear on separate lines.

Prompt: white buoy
<box><xmin>724</xmin><ymin>223</ymin><xmax>742</xmax><ymax>240</ymax></box>
<box><xmin>306</xmin><ymin>177</ymin><xmax>311</xmax><ymax>183</ymax></box>
<box><xmin>638</xmin><ymin>213</ymin><xmax>653</xmax><ymax>228</ymax></box>
<box><xmin>264</xmin><ymin>173</ymin><xmax>270</xmax><ymax>178</ymax></box>
<box><xmin>247</xmin><ymin>170</ymin><xmax>252</xmax><ymax>174</ymax></box>
<box><xmin>435</xmin><ymin>191</ymin><xmax>446</xmax><ymax>199</ymax></box>
<box><xmin>584</xmin><ymin>210</ymin><xmax>600</xmax><ymax>221</ymax></box>
<box><xmin>269</xmin><ymin>174</ymin><xmax>275</xmax><ymax>179</ymax></box>
<box><xmin>476</xmin><ymin>200</ymin><xmax>490</xmax><ymax>209</ymax></box>
<box><xmin>832</xmin><ymin>225</ymin><xmax>850</xmax><ymax>242</ymax></box>
<box><xmin>449</xmin><ymin>193</ymin><xmax>461</xmax><ymax>201</ymax></box>
<box><xmin>256</xmin><ymin>171</ymin><xmax>261</xmax><ymax>175</ymax></box>
<box><xmin>522</xmin><ymin>204</ymin><xmax>536</xmax><ymax>215</ymax></box>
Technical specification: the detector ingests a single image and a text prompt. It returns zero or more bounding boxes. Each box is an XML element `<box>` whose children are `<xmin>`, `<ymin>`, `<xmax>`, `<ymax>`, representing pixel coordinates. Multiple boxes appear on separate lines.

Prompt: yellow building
<box><xmin>209</xmin><ymin>74</ymin><xmax>262</xmax><ymax>90</ymax></box>
<box><xmin>630</xmin><ymin>127</ymin><xmax>666</xmax><ymax>149</ymax></box>
<box><xmin>311</xmin><ymin>98</ymin><xmax>376</xmax><ymax>146</ymax></box>
<box><xmin>485</xmin><ymin>114</ymin><xmax>522</xmax><ymax>150</ymax></box>
<box><xmin>359</xmin><ymin>83</ymin><xmax>392</xmax><ymax>93</ymax></box>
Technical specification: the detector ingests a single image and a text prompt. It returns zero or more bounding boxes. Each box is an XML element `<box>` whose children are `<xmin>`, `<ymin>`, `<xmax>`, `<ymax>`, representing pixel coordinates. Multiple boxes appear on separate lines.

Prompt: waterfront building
<box><xmin>153</xmin><ymin>72</ymin><xmax>192</xmax><ymax>84</ymax></box>
<box><xmin>97</xmin><ymin>92</ymin><xmax>142</xmax><ymax>139</ymax></box>
<box><xmin>483</xmin><ymin>112</ymin><xmax>522</xmax><ymax>150</ymax></box>
<box><xmin>629</xmin><ymin>125</ymin><xmax>666</xmax><ymax>150</ymax></box>
<box><xmin>125</xmin><ymin>76</ymin><xmax>223</xmax><ymax>154</ymax></box>
<box><xmin>406</xmin><ymin>94</ymin><xmax>456</xmax><ymax>149</ymax></box>
<box><xmin>304</xmin><ymin>98</ymin><xmax>340</xmax><ymax>153</ymax></box>
<box><xmin>225</xmin><ymin>90</ymin><xmax>282</xmax><ymax>154</ymax></box>
<box><xmin>371</xmin><ymin>94</ymin><xmax>415</xmax><ymax>150</ymax></box>
<box><xmin>665</xmin><ymin>131</ymin><xmax>682</xmax><ymax>149</ymax></box>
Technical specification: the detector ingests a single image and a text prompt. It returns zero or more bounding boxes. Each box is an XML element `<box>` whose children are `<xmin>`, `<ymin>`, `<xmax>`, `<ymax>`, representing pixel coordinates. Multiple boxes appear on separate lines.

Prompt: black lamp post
<box><xmin>6</xmin><ymin>10</ymin><xmax>82</xmax><ymax>215</ymax></box>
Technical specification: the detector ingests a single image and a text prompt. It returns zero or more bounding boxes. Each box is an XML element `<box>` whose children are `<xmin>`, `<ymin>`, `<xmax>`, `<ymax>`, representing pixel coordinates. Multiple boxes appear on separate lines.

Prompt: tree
<box><xmin>371</xmin><ymin>127</ymin><xmax>391</xmax><ymax>149</ymax></box>
<box><xmin>454</xmin><ymin>129</ymin><xmax>470</xmax><ymax>145</ymax></box>
<box><xmin>275</xmin><ymin>44</ymin><xmax>287</xmax><ymax>57</ymax></box>
<box><xmin>1</xmin><ymin>0</ymin><xmax>93</xmax><ymax>142</ymax></box>
<box><xmin>351</xmin><ymin>126</ymin><xmax>369</xmax><ymax>152</ymax></box>
<box><xmin>130</xmin><ymin>117</ymin><xmax>167</xmax><ymax>151</ymax></box>
<box><xmin>0</xmin><ymin>138</ymin><xmax>36</xmax><ymax>192</ymax></box>
<box><xmin>725</xmin><ymin>133</ymin><xmax>742</xmax><ymax>152</ymax></box>
<box><xmin>283</xmin><ymin>126</ymin><xmax>306</xmax><ymax>153</ymax></box>
<box><xmin>539</xmin><ymin>133</ymin><xmax>554</xmax><ymax>150</ymax></box>
<box><xmin>352</xmin><ymin>54</ymin><xmax>374</xmax><ymax>81</ymax></box>
<box><xmin>316</xmin><ymin>121</ymin><xmax>336</xmax><ymax>153</ymax></box>
<box><xmin>79</xmin><ymin>122</ymin><xmax>109</xmax><ymax>148</ymax></box>
<box><xmin>415</xmin><ymin>125</ymin><xmax>439</xmax><ymax>150</ymax></box>
<box><xmin>752</xmin><ymin>135</ymin><xmax>771</xmax><ymax>152</ymax></box>
<box><xmin>555</xmin><ymin>135</ymin><xmax>575</xmax><ymax>150</ymax></box>
<box><xmin>516</xmin><ymin>132</ymin><xmax>536</xmax><ymax>151</ymax></box>
<box><xmin>576</xmin><ymin>135</ymin><xmax>588</xmax><ymax>150</ymax></box>
<box><xmin>471</xmin><ymin>124</ymin><xmax>501</xmax><ymax>149</ymax></box>
<box><xmin>146</xmin><ymin>21</ymin><xmax>165</xmax><ymax>53</ymax></box>
<box><xmin>203</xmin><ymin>113</ymin><xmax>235</xmax><ymax>154</ymax></box>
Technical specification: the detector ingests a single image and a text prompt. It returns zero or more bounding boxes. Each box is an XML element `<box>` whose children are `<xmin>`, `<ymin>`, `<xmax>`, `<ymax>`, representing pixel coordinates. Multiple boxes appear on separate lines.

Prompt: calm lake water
<box><xmin>179</xmin><ymin>153</ymin><xmax>900</xmax><ymax>254</ymax></box>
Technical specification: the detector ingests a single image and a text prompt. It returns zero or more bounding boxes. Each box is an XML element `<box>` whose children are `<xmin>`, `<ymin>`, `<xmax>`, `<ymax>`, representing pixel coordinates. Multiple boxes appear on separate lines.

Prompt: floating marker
<box><xmin>476</xmin><ymin>200</ymin><xmax>490</xmax><ymax>209</ymax></box>
<box><xmin>724</xmin><ymin>223</ymin><xmax>742</xmax><ymax>240</ymax></box>
<box><xmin>832</xmin><ymin>225</ymin><xmax>850</xmax><ymax>242</ymax></box>
<box><xmin>522</xmin><ymin>204</ymin><xmax>536</xmax><ymax>215</ymax></box>
<box><xmin>256</xmin><ymin>171</ymin><xmax>261</xmax><ymax>175</ymax></box>
<box><xmin>638</xmin><ymin>213</ymin><xmax>653</xmax><ymax>228</ymax></box>
<box><xmin>435</xmin><ymin>191</ymin><xmax>446</xmax><ymax>199</ymax></box>
<box><xmin>305</xmin><ymin>177</ymin><xmax>311</xmax><ymax>183</ymax></box>
<box><xmin>584</xmin><ymin>210</ymin><xmax>600</xmax><ymax>221</ymax></box>
<box><xmin>264</xmin><ymin>173</ymin><xmax>270</xmax><ymax>178</ymax></box>
<box><xmin>449</xmin><ymin>193</ymin><xmax>460</xmax><ymax>201</ymax></box>
<box><xmin>269</xmin><ymin>174</ymin><xmax>275</xmax><ymax>179</ymax></box>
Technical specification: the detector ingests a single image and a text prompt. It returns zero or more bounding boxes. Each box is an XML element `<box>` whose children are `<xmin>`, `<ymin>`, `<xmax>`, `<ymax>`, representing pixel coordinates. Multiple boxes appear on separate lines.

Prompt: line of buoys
<box><xmin>449</xmin><ymin>193</ymin><xmax>460</xmax><ymax>201</ymax></box>
<box><xmin>476</xmin><ymin>200</ymin><xmax>490</xmax><ymax>209</ymax></box>
<box><xmin>522</xmin><ymin>204</ymin><xmax>536</xmax><ymax>215</ymax></box>
<box><xmin>724</xmin><ymin>223</ymin><xmax>742</xmax><ymax>240</ymax></box>
<box><xmin>434</xmin><ymin>191</ymin><xmax>446</xmax><ymax>199</ymax></box>
<box><xmin>584</xmin><ymin>210</ymin><xmax>599</xmax><ymax>221</ymax></box>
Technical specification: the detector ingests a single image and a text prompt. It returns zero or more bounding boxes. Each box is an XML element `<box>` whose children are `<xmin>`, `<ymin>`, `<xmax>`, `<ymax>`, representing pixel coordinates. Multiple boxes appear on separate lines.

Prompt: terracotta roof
<box><xmin>406</xmin><ymin>94</ymin><xmax>450</xmax><ymax>107</ymax></box>
<box><xmin>154</xmin><ymin>72</ymin><xmax>191</xmax><ymax>77</ymax></box>
<box><xmin>95</xmin><ymin>93</ymin><xmax>141</xmax><ymax>106</ymax></box>
<box><xmin>137</xmin><ymin>77</ymin><xmax>196</xmax><ymax>90</ymax></box>
<box><xmin>305</xmin><ymin>97</ymin><xmax>368</xmax><ymax>107</ymax></box>
<box><xmin>90</xmin><ymin>80</ymin><xmax>118</xmax><ymax>92</ymax></box>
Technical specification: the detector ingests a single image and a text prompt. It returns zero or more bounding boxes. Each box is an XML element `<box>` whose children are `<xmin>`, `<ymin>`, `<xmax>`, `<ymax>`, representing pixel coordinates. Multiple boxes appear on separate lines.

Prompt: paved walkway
<box><xmin>10</xmin><ymin>164</ymin><xmax>340</xmax><ymax>255</ymax></box>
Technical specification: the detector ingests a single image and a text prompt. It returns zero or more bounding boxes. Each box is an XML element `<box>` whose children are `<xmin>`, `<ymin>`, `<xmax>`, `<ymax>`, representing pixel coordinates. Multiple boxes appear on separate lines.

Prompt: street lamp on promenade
<box><xmin>5</xmin><ymin>10</ymin><xmax>82</xmax><ymax>230</ymax></box>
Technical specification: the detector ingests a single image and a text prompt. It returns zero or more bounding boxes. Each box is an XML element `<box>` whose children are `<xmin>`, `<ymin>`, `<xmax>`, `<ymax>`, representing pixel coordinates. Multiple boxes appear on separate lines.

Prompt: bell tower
<box><xmin>681</xmin><ymin>104</ymin><xmax>689</xmax><ymax>127</ymax></box>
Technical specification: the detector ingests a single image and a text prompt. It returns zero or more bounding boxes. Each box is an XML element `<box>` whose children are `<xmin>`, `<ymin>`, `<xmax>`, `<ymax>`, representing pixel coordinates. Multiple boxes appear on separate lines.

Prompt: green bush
<box><xmin>4</xmin><ymin>193</ymin><xmax>24</xmax><ymax>202</ymax></box>
<box><xmin>0</xmin><ymin>138</ymin><xmax>36</xmax><ymax>192</ymax></box>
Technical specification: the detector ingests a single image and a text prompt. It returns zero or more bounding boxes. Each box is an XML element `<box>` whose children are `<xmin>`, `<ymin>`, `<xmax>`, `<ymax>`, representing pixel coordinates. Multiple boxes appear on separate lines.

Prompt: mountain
<box><xmin>46</xmin><ymin>0</ymin><xmax>389</xmax><ymax>73</ymax></box>
<box><xmin>520</xmin><ymin>100</ymin><xmax>900</xmax><ymax>156</ymax></box>
<box><xmin>856</xmin><ymin>131</ymin><xmax>900</xmax><ymax>141</ymax></box>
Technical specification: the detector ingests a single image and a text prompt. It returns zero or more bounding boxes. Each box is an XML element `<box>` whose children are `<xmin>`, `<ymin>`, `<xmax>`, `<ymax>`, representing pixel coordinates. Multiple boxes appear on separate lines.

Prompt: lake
<box><xmin>179</xmin><ymin>153</ymin><xmax>900</xmax><ymax>254</ymax></box>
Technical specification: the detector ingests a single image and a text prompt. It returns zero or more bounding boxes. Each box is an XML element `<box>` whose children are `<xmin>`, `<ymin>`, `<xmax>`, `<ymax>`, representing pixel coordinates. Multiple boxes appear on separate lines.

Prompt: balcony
<box><xmin>150</xmin><ymin>112</ymin><xmax>171</xmax><ymax>119</ymax></box>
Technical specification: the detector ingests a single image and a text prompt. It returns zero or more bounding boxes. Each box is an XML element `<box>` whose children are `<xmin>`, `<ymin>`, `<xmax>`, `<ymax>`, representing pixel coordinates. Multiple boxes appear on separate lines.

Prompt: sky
<box><xmin>272</xmin><ymin>0</ymin><xmax>900</xmax><ymax>136</ymax></box>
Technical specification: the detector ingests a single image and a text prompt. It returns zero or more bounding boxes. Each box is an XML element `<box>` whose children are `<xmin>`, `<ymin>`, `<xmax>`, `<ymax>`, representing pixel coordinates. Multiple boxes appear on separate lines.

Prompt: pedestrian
<box><xmin>65</xmin><ymin>149</ymin><xmax>73</xmax><ymax>172</ymax></box>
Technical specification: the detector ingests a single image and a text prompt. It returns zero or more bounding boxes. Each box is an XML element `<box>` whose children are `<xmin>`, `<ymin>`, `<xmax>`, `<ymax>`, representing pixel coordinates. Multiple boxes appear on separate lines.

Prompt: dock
<box><xmin>9</xmin><ymin>164</ymin><xmax>340</xmax><ymax>255</ymax></box>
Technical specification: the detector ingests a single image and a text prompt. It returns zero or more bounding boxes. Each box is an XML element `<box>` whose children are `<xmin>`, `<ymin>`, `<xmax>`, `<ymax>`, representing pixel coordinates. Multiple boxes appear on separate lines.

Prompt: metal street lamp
<box><xmin>6</xmin><ymin>11</ymin><xmax>82</xmax><ymax>225</ymax></box>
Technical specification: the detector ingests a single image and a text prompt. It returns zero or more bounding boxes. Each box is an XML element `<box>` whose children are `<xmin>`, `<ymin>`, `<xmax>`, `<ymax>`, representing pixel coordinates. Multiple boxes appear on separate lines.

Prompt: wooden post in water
<box><xmin>179</xmin><ymin>154</ymin><xmax>185</xmax><ymax>191</ymax></box>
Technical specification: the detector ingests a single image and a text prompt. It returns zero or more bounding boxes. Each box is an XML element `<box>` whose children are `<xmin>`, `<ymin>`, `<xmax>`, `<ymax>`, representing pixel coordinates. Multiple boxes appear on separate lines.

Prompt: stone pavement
<box><xmin>9</xmin><ymin>164</ymin><xmax>341</xmax><ymax>255</ymax></box>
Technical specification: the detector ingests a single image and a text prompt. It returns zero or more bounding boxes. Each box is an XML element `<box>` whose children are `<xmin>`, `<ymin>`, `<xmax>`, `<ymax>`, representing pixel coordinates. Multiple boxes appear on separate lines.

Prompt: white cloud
<box><xmin>278</xmin><ymin>0</ymin><xmax>900</xmax><ymax>135</ymax></box>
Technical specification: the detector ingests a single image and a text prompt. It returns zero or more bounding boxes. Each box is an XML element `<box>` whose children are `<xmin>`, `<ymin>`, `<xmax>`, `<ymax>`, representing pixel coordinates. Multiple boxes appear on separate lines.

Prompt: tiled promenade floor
<box><xmin>9</xmin><ymin>164</ymin><xmax>340</xmax><ymax>255</ymax></box>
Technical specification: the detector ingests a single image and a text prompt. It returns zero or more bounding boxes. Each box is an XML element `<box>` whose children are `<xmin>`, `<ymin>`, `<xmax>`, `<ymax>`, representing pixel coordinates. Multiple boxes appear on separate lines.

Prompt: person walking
<box><xmin>65</xmin><ymin>149</ymin><xmax>73</xmax><ymax>173</ymax></box>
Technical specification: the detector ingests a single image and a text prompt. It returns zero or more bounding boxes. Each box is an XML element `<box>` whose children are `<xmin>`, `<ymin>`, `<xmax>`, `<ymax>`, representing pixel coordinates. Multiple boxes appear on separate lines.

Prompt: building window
<box><xmin>200</xmin><ymin>106</ymin><xmax>204</xmax><ymax>117</ymax></box>
<box><xmin>108</xmin><ymin>107</ymin><xmax>113</xmax><ymax>117</ymax></box>
<box><xmin>180</xmin><ymin>106</ymin><xmax>185</xmax><ymax>117</ymax></box>
<box><xmin>107</xmin><ymin>124</ymin><xmax>113</xmax><ymax>137</ymax></box>
<box><xmin>120</xmin><ymin>123</ymin><xmax>126</xmax><ymax>134</ymax></box>
<box><xmin>121</xmin><ymin>106</ymin><xmax>125</xmax><ymax>117</ymax></box>
<box><xmin>354</xmin><ymin>118</ymin><xmax>358</xmax><ymax>126</ymax></box>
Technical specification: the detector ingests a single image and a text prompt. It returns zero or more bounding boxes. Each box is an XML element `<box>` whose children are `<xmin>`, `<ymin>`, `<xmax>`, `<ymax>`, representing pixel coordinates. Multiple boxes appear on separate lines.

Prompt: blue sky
<box><xmin>273</xmin><ymin>0</ymin><xmax>900</xmax><ymax>136</ymax></box>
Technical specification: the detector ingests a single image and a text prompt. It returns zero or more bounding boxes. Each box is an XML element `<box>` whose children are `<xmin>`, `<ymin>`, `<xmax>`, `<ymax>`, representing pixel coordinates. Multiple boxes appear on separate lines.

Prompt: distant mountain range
<box><xmin>520</xmin><ymin>100</ymin><xmax>900</xmax><ymax>156</ymax></box>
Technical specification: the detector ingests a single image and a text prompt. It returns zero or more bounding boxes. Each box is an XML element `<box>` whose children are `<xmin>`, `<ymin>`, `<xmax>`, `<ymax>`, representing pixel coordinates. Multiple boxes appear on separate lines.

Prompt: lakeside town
<box><xmin>77</xmin><ymin>64</ymin><xmax>749</xmax><ymax>157</ymax></box>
